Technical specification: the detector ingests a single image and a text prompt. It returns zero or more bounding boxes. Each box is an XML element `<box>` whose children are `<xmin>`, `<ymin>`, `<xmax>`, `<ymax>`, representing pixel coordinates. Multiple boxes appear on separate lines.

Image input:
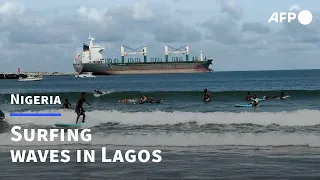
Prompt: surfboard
<box><xmin>274</xmin><ymin>95</ymin><xmax>291</xmax><ymax>99</ymax></box>
<box><xmin>119</xmin><ymin>99</ymin><xmax>137</xmax><ymax>103</ymax></box>
<box><xmin>235</xmin><ymin>104</ymin><xmax>259</xmax><ymax>107</ymax></box>
<box><xmin>54</xmin><ymin>123</ymin><xmax>83</xmax><ymax>128</ymax></box>
<box><xmin>250</xmin><ymin>98</ymin><xmax>266</xmax><ymax>101</ymax></box>
<box><xmin>135</xmin><ymin>100</ymin><xmax>162</xmax><ymax>104</ymax></box>
<box><xmin>93</xmin><ymin>92</ymin><xmax>107</xmax><ymax>97</ymax></box>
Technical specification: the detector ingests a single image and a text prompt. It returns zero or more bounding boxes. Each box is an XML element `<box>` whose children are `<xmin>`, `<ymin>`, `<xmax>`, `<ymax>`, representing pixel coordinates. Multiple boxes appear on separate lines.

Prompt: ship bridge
<box><xmin>74</xmin><ymin>34</ymin><xmax>105</xmax><ymax>64</ymax></box>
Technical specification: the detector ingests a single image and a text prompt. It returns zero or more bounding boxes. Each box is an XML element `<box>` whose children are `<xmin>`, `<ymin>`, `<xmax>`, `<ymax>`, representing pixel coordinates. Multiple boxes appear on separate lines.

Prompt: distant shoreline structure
<box><xmin>0</xmin><ymin>72</ymin><xmax>76</xmax><ymax>79</ymax></box>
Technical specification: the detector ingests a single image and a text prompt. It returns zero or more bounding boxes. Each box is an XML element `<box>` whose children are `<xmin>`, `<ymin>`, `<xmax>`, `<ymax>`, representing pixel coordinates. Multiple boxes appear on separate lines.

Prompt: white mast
<box><xmin>89</xmin><ymin>33</ymin><xmax>95</xmax><ymax>49</ymax></box>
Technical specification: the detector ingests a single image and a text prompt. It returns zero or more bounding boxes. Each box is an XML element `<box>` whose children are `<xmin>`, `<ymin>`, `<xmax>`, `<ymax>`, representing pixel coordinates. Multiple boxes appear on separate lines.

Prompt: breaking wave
<box><xmin>0</xmin><ymin>109</ymin><xmax>319</xmax><ymax>147</ymax></box>
<box><xmin>4</xmin><ymin>109</ymin><xmax>320</xmax><ymax>126</ymax></box>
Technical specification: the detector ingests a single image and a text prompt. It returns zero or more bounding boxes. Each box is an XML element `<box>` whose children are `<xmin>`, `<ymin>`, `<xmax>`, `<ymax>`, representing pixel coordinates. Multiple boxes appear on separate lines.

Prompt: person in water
<box><xmin>138</xmin><ymin>95</ymin><xmax>161</xmax><ymax>104</ymax></box>
<box><xmin>138</xmin><ymin>96</ymin><xmax>143</xmax><ymax>104</ymax></box>
<box><xmin>75</xmin><ymin>92</ymin><xmax>91</xmax><ymax>124</ymax></box>
<box><xmin>138</xmin><ymin>95</ymin><xmax>147</xmax><ymax>103</ymax></box>
<box><xmin>245</xmin><ymin>91</ymin><xmax>251</xmax><ymax>101</ymax></box>
<box><xmin>94</xmin><ymin>90</ymin><xmax>103</xmax><ymax>94</ymax></box>
<box><xmin>142</xmin><ymin>95</ymin><xmax>148</xmax><ymax>102</ymax></box>
<box><xmin>273</xmin><ymin>91</ymin><xmax>285</xmax><ymax>99</ymax></box>
<box><xmin>203</xmin><ymin>88</ymin><xmax>210</xmax><ymax>101</ymax></box>
<box><xmin>62</xmin><ymin>98</ymin><xmax>72</xmax><ymax>109</ymax></box>
<box><xmin>251</xmin><ymin>95</ymin><xmax>259</xmax><ymax>106</ymax></box>
<box><xmin>0</xmin><ymin>109</ymin><xmax>5</xmax><ymax>119</ymax></box>
<box><xmin>120</xmin><ymin>98</ymin><xmax>129</xmax><ymax>103</ymax></box>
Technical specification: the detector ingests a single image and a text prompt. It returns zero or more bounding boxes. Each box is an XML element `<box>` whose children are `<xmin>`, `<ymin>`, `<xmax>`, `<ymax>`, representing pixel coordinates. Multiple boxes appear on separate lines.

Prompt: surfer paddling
<box><xmin>274</xmin><ymin>91</ymin><xmax>285</xmax><ymax>100</ymax></box>
<box><xmin>94</xmin><ymin>90</ymin><xmax>104</xmax><ymax>95</ymax></box>
<box><xmin>75</xmin><ymin>92</ymin><xmax>91</xmax><ymax>124</ymax></box>
<box><xmin>138</xmin><ymin>95</ymin><xmax>162</xmax><ymax>104</ymax></box>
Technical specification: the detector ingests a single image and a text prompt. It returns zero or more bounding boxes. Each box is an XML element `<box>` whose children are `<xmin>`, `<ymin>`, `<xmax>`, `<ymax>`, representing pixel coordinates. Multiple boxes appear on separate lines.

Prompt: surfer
<box><xmin>120</xmin><ymin>98</ymin><xmax>129</xmax><ymax>103</ymax></box>
<box><xmin>139</xmin><ymin>96</ymin><xmax>145</xmax><ymax>104</ymax></box>
<box><xmin>251</xmin><ymin>95</ymin><xmax>259</xmax><ymax>107</ymax></box>
<box><xmin>94</xmin><ymin>90</ymin><xmax>104</xmax><ymax>95</ymax></box>
<box><xmin>204</xmin><ymin>88</ymin><xmax>210</xmax><ymax>101</ymax></box>
<box><xmin>279</xmin><ymin>91</ymin><xmax>285</xmax><ymax>99</ymax></box>
<box><xmin>245</xmin><ymin>92</ymin><xmax>251</xmax><ymax>101</ymax></box>
<box><xmin>62</xmin><ymin>98</ymin><xmax>72</xmax><ymax>109</ymax></box>
<box><xmin>273</xmin><ymin>91</ymin><xmax>285</xmax><ymax>99</ymax></box>
<box><xmin>75</xmin><ymin>92</ymin><xmax>91</xmax><ymax>124</ymax></box>
<box><xmin>142</xmin><ymin>95</ymin><xmax>148</xmax><ymax>102</ymax></box>
<box><xmin>138</xmin><ymin>95</ymin><xmax>147</xmax><ymax>103</ymax></box>
<box><xmin>0</xmin><ymin>110</ymin><xmax>4</xmax><ymax>120</ymax></box>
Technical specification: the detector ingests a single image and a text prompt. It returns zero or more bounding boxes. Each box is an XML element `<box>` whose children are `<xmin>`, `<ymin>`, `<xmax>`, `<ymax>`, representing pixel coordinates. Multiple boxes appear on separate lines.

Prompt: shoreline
<box><xmin>0</xmin><ymin>72</ymin><xmax>77</xmax><ymax>79</ymax></box>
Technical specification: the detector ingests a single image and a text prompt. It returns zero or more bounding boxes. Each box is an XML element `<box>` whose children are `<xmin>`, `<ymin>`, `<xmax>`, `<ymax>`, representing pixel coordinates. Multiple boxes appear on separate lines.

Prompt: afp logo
<box><xmin>268</xmin><ymin>10</ymin><xmax>313</xmax><ymax>25</ymax></box>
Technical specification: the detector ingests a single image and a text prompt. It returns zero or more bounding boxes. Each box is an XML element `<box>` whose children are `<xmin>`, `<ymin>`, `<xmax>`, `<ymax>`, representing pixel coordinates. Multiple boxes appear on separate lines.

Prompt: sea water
<box><xmin>0</xmin><ymin>70</ymin><xmax>320</xmax><ymax>179</ymax></box>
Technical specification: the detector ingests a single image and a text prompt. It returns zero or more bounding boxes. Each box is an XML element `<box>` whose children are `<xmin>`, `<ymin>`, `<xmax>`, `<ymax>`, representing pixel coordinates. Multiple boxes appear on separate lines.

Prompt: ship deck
<box><xmin>105</xmin><ymin>59</ymin><xmax>212</xmax><ymax>65</ymax></box>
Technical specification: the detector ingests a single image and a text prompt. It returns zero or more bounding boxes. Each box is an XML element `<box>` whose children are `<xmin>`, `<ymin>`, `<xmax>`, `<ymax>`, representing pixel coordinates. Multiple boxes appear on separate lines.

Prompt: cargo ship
<box><xmin>73</xmin><ymin>35</ymin><xmax>213</xmax><ymax>75</ymax></box>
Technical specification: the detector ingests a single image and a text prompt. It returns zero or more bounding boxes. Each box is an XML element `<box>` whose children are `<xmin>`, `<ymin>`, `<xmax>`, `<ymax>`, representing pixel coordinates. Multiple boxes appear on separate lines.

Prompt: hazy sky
<box><xmin>0</xmin><ymin>0</ymin><xmax>319</xmax><ymax>72</ymax></box>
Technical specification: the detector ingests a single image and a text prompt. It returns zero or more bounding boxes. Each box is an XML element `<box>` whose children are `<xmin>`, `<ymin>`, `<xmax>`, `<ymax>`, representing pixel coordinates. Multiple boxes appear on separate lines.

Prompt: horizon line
<box><xmin>1</xmin><ymin>68</ymin><xmax>319</xmax><ymax>74</ymax></box>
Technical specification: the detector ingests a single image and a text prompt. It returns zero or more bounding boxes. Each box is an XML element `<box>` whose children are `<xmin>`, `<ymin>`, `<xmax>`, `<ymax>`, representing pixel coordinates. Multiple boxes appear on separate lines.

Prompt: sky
<box><xmin>0</xmin><ymin>0</ymin><xmax>319</xmax><ymax>72</ymax></box>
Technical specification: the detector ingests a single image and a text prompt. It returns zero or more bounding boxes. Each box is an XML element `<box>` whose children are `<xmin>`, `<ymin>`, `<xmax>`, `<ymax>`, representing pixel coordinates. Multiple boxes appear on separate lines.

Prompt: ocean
<box><xmin>0</xmin><ymin>69</ymin><xmax>320</xmax><ymax>179</ymax></box>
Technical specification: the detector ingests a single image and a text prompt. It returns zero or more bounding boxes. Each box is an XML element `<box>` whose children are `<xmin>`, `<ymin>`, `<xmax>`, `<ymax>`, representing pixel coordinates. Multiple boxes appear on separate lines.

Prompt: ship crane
<box><xmin>164</xmin><ymin>44</ymin><xmax>189</xmax><ymax>62</ymax></box>
<box><xmin>121</xmin><ymin>45</ymin><xmax>147</xmax><ymax>63</ymax></box>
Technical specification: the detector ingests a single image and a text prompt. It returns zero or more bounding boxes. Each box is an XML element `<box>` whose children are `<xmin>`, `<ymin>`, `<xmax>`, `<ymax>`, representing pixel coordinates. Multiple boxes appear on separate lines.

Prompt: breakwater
<box><xmin>0</xmin><ymin>73</ymin><xmax>26</xmax><ymax>79</ymax></box>
<box><xmin>0</xmin><ymin>72</ymin><xmax>76</xmax><ymax>79</ymax></box>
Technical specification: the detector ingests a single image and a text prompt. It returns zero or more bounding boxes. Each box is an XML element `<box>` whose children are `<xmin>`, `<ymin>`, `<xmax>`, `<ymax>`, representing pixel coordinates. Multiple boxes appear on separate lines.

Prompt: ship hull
<box><xmin>73</xmin><ymin>60</ymin><xmax>213</xmax><ymax>75</ymax></box>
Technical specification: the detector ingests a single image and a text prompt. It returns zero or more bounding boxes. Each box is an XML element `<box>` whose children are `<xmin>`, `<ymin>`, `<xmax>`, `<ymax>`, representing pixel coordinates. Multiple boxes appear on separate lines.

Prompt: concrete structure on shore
<box><xmin>0</xmin><ymin>72</ymin><xmax>76</xmax><ymax>79</ymax></box>
<box><xmin>0</xmin><ymin>73</ymin><xmax>26</xmax><ymax>79</ymax></box>
<box><xmin>25</xmin><ymin>72</ymin><xmax>77</xmax><ymax>76</ymax></box>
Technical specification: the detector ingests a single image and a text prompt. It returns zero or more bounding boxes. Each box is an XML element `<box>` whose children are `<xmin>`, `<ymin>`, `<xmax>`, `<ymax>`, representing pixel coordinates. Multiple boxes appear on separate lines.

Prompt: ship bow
<box><xmin>73</xmin><ymin>64</ymin><xmax>84</xmax><ymax>73</ymax></box>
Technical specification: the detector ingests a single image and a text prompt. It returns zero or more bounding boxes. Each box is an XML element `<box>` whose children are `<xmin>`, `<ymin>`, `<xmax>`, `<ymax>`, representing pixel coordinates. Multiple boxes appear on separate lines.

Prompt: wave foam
<box><xmin>2</xmin><ymin>109</ymin><xmax>320</xmax><ymax>147</ymax></box>
<box><xmin>5</xmin><ymin>109</ymin><xmax>320</xmax><ymax>127</ymax></box>
<box><xmin>0</xmin><ymin>132</ymin><xmax>319</xmax><ymax>147</ymax></box>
